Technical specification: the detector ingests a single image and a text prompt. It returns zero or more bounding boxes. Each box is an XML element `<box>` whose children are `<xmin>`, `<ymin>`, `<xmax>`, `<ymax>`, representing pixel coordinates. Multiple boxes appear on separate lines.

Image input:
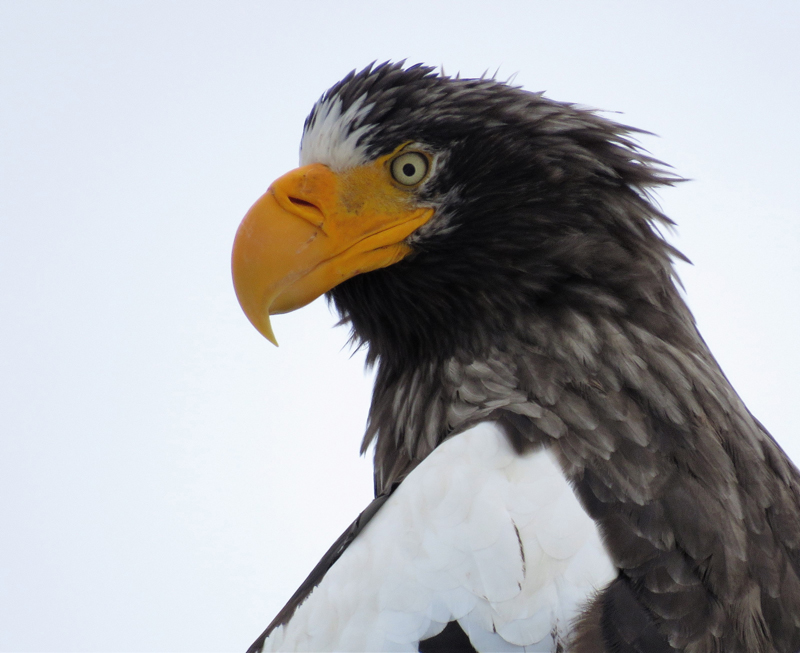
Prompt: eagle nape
<box><xmin>232</xmin><ymin>62</ymin><xmax>800</xmax><ymax>653</ymax></box>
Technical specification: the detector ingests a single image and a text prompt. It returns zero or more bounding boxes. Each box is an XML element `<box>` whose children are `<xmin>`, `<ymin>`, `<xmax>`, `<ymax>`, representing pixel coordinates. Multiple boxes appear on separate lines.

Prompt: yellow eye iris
<box><xmin>390</xmin><ymin>152</ymin><xmax>429</xmax><ymax>186</ymax></box>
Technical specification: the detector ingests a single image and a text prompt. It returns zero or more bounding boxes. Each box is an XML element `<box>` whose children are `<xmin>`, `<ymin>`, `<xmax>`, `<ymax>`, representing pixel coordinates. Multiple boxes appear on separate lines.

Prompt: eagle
<box><xmin>231</xmin><ymin>62</ymin><xmax>800</xmax><ymax>652</ymax></box>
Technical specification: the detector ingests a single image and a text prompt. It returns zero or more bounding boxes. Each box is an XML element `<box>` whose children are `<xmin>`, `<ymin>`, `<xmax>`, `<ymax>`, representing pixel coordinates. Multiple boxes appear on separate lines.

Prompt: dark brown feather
<box><xmin>257</xmin><ymin>63</ymin><xmax>800</xmax><ymax>652</ymax></box>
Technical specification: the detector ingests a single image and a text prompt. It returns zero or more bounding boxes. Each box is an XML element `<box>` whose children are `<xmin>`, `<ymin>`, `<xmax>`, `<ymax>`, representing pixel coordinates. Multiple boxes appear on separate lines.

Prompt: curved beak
<box><xmin>231</xmin><ymin>163</ymin><xmax>434</xmax><ymax>345</ymax></box>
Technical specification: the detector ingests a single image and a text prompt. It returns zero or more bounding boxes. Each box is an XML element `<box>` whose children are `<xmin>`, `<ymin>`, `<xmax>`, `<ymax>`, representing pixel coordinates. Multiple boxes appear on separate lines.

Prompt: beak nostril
<box><xmin>286</xmin><ymin>195</ymin><xmax>325</xmax><ymax>231</ymax></box>
<box><xmin>288</xmin><ymin>196</ymin><xmax>319</xmax><ymax>210</ymax></box>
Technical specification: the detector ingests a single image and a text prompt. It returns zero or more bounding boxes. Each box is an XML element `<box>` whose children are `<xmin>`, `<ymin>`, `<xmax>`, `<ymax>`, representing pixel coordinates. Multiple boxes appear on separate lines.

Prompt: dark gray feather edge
<box><xmin>246</xmin><ymin>489</ymin><xmax>394</xmax><ymax>653</ymax></box>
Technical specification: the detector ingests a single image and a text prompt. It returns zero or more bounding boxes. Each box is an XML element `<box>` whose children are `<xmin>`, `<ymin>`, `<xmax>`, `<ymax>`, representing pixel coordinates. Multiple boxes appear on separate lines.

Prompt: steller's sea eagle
<box><xmin>231</xmin><ymin>62</ymin><xmax>800</xmax><ymax>652</ymax></box>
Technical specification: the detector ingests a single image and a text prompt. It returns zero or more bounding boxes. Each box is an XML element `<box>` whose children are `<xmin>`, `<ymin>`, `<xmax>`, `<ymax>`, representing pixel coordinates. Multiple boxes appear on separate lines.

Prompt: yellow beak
<box><xmin>231</xmin><ymin>161</ymin><xmax>434</xmax><ymax>344</ymax></box>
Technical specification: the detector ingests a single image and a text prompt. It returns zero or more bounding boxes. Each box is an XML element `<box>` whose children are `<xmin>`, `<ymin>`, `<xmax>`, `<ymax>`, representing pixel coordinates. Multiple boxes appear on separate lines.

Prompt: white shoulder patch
<box><xmin>264</xmin><ymin>422</ymin><xmax>617</xmax><ymax>652</ymax></box>
<box><xmin>299</xmin><ymin>94</ymin><xmax>375</xmax><ymax>172</ymax></box>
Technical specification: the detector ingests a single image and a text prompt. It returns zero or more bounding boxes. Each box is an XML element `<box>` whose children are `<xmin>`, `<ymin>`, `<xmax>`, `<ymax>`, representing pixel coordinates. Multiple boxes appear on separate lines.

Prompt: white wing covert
<box><xmin>264</xmin><ymin>422</ymin><xmax>617</xmax><ymax>652</ymax></box>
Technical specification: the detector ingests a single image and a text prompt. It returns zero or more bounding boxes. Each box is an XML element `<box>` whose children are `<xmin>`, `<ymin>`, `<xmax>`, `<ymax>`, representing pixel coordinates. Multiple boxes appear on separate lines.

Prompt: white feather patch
<box><xmin>264</xmin><ymin>422</ymin><xmax>617</xmax><ymax>652</ymax></box>
<box><xmin>299</xmin><ymin>94</ymin><xmax>374</xmax><ymax>172</ymax></box>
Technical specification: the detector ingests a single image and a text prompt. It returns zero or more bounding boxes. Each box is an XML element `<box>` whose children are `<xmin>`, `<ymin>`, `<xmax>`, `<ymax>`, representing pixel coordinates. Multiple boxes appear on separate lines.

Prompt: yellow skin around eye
<box><xmin>231</xmin><ymin>145</ymin><xmax>435</xmax><ymax>345</ymax></box>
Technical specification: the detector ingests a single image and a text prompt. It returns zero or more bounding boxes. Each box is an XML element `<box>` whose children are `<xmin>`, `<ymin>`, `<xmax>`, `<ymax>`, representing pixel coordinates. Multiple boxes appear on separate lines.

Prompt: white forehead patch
<box><xmin>299</xmin><ymin>94</ymin><xmax>375</xmax><ymax>172</ymax></box>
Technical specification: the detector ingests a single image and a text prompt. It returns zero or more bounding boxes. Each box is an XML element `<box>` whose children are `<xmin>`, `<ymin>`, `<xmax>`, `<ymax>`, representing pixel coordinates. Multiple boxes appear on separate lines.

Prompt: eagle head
<box><xmin>232</xmin><ymin>62</ymin><xmax>689</xmax><ymax>369</ymax></box>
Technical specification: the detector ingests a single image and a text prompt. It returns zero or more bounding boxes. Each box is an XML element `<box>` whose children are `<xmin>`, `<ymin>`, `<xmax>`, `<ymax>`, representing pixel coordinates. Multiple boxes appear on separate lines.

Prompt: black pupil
<box><xmin>402</xmin><ymin>163</ymin><xmax>416</xmax><ymax>177</ymax></box>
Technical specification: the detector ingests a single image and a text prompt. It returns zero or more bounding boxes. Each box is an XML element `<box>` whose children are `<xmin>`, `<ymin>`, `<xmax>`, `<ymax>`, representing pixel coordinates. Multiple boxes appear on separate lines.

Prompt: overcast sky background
<box><xmin>1</xmin><ymin>2</ymin><xmax>798</xmax><ymax>651</ymax></box>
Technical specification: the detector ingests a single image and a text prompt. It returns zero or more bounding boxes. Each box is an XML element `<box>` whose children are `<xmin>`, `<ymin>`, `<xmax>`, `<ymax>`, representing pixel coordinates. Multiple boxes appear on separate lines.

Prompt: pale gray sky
<box><xmin>1</xmin><ymin>1</ymin><xmax>798</xmax><ymax>651</ymax></box>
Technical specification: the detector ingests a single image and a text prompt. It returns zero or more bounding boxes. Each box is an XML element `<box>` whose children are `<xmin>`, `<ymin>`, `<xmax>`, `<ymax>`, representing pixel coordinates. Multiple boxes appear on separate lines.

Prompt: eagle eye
<box><xmin>390</xmin><ymin>152</ymin><xmax>429</xmax><ymax>186</ymax></box>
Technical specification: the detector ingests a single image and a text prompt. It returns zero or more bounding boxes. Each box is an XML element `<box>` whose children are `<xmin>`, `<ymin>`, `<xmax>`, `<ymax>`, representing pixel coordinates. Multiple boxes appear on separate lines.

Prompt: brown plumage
<box><xmin>245</xmin><ymin>63</ymin><xmax>800</xmax><ymax>652</ymax></box>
